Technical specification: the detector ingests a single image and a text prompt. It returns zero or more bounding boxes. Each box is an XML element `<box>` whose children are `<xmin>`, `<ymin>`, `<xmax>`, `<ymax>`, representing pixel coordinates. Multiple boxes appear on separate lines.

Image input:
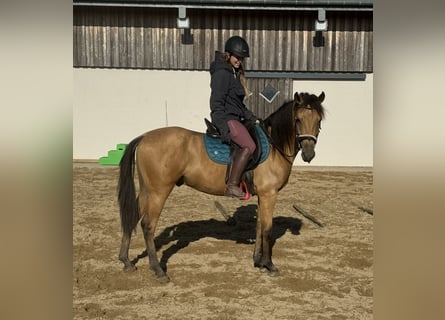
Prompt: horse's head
<box><xmin>293</xmin><ymin>91</ymin><xmax>325</xmax><ymax>163</ymax></box>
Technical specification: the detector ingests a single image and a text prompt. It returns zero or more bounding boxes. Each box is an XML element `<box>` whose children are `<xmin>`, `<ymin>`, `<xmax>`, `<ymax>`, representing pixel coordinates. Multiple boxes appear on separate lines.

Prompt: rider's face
<box><xmin>229</xmin><ymin>54</ymin><xmax>244</xmax><ymax>69</ymax></box>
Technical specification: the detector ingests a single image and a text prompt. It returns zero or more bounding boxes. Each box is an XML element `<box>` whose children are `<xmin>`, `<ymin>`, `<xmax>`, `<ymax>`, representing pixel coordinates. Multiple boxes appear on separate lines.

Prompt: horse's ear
<box><xmin>318</xmin><ymin>91</ymin><xmax>325</xmax><ymax>103</ymax></box>
<box><xmin>294</xmin><ymin>92</ymin><xmax>303</xmax><ymax>104</ymax></box>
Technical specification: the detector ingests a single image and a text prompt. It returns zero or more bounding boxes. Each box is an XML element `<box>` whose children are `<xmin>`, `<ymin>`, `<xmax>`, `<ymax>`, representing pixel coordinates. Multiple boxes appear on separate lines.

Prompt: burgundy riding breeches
<box><xmin>227</xmin><ymin>120</ymin><xmax>256</xmax><ymax>155</ymax></box>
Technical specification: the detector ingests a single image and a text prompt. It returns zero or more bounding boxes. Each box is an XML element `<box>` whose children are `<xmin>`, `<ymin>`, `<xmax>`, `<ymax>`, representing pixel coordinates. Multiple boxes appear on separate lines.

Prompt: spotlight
<box><xmin>315</xmin><ymin>9</ymin><xmax>328</xmax><ymax>31</ymax></box>
<box><xmin>177</xmin><ymin>6</ymin><xmax>190</xmax><ymax>29</ymax></box>
<box><xmin>313</xmin><ymin>9</ymin><xmax>327</xmax><ymax>47</ymax></box>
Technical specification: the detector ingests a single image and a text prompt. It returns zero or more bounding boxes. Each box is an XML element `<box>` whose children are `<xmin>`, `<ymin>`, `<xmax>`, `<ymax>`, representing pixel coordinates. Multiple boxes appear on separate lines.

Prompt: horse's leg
<box><xmin>139</xmin><ymin>187</ymin><xmax>173</xmax><ymax>282</ymax></box>
<box><xmin>254</xmin><ymin>192</ymin><xmax>279</xmax><ymax>274</ymax></box>
<box><xmin>253</xmin><ymin>214</ymin><xmax>263</xmax><ymax>267</ymax></box>
<box><xmin>118</xmin><ymin>230</ymin><xmax>137</xmax><ymax>272</ymax></box>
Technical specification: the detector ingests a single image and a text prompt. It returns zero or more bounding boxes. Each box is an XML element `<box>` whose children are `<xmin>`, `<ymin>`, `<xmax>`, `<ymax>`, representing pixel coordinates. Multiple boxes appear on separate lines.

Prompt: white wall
<box><xmin>293</xmin><ymin>76</ymin><xmax>373</xmax><ymax>167</ymax></box>
<box><xmin>73</xmin><ymin>69</ymin><xmax>211</xmax><ymax>159</ymax></box>
<box><xmin>74</xmin><ymin>68</ymin><xmax>372</xmax><ymax>166</ymax></box>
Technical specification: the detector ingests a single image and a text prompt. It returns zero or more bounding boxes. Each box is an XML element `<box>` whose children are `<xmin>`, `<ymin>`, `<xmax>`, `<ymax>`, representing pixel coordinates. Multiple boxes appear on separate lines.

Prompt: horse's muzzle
<box><xmin>300</xmin><ymin>141</ymin><xmax>316</xmax><ymax>163</ymax></box>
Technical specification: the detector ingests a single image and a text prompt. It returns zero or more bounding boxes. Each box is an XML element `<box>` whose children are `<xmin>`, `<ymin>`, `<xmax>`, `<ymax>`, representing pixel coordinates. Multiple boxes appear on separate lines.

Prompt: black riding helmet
<box><xmin>224</xmin><ymin>36</ymin><xmax>250</xmax><ymax>58</ymax></box>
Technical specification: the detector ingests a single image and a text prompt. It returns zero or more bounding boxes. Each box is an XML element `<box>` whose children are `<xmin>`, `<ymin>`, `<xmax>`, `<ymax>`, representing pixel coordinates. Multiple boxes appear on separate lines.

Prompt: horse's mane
<box><xmin>263</xmin><ymin>100</ymin><xmax>295</xmax><ymax>154</ymax></box>
<box><xmin>263</xmin><ymin>93</ymin><xmax>325</xmax><ymax>154</ymax></box>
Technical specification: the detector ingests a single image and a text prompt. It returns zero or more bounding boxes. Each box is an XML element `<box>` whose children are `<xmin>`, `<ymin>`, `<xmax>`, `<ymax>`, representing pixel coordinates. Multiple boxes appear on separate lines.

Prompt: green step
<box><xmin>99</xmin><ymin>144</ymin><xmax>127</xmax><ymax>165</ymax></box>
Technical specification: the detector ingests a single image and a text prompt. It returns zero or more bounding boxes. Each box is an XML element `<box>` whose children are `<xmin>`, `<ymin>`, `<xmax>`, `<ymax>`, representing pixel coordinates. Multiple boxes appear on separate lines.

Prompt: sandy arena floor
<box><xmin>73</xmin><ymin>164</ymin><xmax>373</xmax><ymax>319</ymax></box>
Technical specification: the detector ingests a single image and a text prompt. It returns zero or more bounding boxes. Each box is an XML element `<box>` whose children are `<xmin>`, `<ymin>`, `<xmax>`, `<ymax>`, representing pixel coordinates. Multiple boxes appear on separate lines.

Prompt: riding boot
<box><xmin>225</xmin><ymin>147</ymin><xmax>251</xmax><ymax>199</ymax></box>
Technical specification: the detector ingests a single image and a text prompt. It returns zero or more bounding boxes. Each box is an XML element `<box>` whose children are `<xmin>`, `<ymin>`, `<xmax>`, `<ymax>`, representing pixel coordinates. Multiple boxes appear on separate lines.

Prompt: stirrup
<box><xmin>240</xmin><ymin>181</ymin><xmax>251</xmax><ymax>200</ymax></box>
<box><xmin>224</xmin><ymin>182</ymin><xmax>250</xmax><ymax>200</ymax></box>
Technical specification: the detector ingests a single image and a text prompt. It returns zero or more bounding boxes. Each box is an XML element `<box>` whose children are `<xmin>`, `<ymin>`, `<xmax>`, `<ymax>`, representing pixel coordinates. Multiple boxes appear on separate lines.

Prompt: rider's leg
<box><xmin>224</xmin><ymin>120</ymin><xmax>256</xmax><ymax>199</ymax></box>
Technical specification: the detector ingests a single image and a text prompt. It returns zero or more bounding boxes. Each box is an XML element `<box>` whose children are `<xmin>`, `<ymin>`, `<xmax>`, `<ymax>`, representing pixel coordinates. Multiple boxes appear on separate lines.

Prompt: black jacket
<box><xmin>209</xmin><ymin>51</ymin><xmax>256</xmax><ymax>143</ymax></box>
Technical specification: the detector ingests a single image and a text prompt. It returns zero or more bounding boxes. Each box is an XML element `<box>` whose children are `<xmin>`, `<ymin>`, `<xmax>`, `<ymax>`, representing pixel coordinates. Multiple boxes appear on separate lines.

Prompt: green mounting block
<box><xmin>99</xmin><ymin>143</ymin><xmax>127</xmax><ymax>165</ymax></box>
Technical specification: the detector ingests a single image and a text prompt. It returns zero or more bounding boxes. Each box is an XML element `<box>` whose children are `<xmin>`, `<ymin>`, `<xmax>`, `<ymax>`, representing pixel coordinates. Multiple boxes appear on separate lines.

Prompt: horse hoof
<box><xmin>267</xmin><ymin>269</ymin><xmax>279</xmax><ymax>277</ymax></box>
<box><xmin>123</xmin><ymin>264</ymin><xmax>137</xmax><ymax>272</ymax></box>
<box><xmin>254</xmin><ymin>261</ymin><xmax>278</xmax><ymax>274</ymax></box>
<box><xmin>157</xmin><ymin>275</ymin><xmax>170</xmax><ymax>284</ymax></box>
<box><xmin>258</xmin><ymin>267</ymin><xmax>279</xmax><ymax>276</ymax></box>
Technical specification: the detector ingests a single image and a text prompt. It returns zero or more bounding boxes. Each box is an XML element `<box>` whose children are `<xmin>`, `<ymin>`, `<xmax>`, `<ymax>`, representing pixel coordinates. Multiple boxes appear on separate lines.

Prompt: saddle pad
<box><xmin>204</xmin><ymin>125</ymin><xmax>270</xmax><ymax>165</ymax></box>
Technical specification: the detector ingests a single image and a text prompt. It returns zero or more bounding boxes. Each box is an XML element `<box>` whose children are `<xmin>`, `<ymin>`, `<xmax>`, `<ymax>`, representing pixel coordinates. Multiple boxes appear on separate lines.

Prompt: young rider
<box><xmin>209</xmin><ymin>36</ymin><xmax>257</xmax><ymax>199</ymax></box>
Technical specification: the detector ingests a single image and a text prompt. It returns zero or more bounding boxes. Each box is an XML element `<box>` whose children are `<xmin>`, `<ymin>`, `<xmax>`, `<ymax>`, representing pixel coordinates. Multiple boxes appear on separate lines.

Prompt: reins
<box><xmin>261</xmin><ymin>123</ymin><xmax>298</xmax><ymax>164</ymax></box>
<box><xmin>270</xmin><ymin>139</ymin><xmax>298</xmax><ymax>163</ymax></box>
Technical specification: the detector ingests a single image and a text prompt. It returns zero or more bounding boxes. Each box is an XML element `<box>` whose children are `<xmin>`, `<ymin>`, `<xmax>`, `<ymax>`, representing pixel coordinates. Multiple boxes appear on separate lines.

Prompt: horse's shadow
<box><xmin>131</xmin><ymin>204</ymin><xmax>302</xmax><ymax>272</ymax></box>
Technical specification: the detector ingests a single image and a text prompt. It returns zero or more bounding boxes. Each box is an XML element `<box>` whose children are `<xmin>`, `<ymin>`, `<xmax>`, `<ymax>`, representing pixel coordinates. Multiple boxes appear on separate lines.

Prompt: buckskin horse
<box><xmin>118</xmin><ymin>91</ymin><xmax>326</xmax><ymax>282</ymax></box>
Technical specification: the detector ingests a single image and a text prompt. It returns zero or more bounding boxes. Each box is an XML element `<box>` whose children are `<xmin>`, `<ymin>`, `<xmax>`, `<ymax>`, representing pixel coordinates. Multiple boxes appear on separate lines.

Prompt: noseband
<box><xmin>295</xmin><ymin>105</ymin><xmax>319</xmax><ymax>148</ymax></box>
<box><xmin>296</xmin><ymin>133</ymin><xmax>318</xmax><ymax>145</ymax></box>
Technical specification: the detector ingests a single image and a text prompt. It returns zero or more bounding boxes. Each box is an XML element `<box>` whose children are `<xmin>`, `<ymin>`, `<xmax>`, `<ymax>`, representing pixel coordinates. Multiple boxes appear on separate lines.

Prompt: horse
<box><xmin>118</xmin><ymin>91</ymin><xmax>326</xmax><ymax>282</ymax></box>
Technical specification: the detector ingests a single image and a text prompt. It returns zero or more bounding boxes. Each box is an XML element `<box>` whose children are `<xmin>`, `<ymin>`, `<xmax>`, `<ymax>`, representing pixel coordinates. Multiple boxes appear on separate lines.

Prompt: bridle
<box><xmin>296</xmin><ymin>133</ymin><xmax>318</xmax><ymax>145</ymax></box>
<box><xmin>266</xmin><ymin>104</ymin><xmax>320</xmax><ymax>163</ymax></box>
<box><xmin>295</xmin><ymin>105</ymin><xmax>320</xmax><ymax>148</ymax></box>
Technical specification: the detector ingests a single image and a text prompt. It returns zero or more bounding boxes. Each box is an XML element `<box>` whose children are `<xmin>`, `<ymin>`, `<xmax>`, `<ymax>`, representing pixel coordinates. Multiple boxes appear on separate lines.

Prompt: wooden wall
<box><xmin>73</xmin><ymin>6</ymin><xmax>373</xmax><ymax>72</ymax></box>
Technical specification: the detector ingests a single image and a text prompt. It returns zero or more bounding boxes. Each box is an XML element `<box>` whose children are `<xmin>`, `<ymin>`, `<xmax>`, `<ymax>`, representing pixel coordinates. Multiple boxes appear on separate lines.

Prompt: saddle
<box><xmin>204</xmin><ymin>118</ymin><xmax>270</xmax><ymax>197</ymax></box>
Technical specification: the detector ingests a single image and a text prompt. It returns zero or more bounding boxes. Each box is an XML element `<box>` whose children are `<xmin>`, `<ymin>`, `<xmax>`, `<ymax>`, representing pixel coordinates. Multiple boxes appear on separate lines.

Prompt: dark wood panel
<box><xmin>73</xmin><ymin>7</ymin><xmax>373</xmax><ymax>72</ymax></box>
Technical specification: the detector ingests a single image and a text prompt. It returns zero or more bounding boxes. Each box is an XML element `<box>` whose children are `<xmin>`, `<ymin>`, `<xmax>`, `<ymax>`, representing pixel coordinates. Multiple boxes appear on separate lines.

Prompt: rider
<box><xmin>209</xmin><ymin>35</ymin><xmax>257</xmax><ymax>199</ymax></box>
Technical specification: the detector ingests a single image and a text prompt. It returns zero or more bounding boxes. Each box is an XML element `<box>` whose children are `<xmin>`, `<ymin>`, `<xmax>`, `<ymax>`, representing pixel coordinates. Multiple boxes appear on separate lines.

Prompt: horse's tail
<box><xmin>118</xmin><ymin>135</ymin><xmax>144</xmax><ymax>237</ymax></box>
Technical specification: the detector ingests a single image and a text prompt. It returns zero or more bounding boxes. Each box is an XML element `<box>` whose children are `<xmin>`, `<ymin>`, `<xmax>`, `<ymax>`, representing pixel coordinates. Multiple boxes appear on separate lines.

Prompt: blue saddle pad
<box><xmin>204</xmin><ymin>125</ymin><xmax>270</xmax><ymax>165</ymax></box>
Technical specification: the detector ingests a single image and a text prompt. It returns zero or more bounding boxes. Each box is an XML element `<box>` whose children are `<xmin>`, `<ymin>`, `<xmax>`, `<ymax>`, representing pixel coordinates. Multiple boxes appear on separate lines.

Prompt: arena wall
<box><xmin>73</xmin><ymin>68</ymin><xmax>372</xmax><ymax>167</ymax></box>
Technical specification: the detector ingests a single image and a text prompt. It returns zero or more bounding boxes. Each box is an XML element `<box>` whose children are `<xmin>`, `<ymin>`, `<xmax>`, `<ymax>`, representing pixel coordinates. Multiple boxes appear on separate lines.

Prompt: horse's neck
<box><xmin>269</xmin><ymin>133</ymin><xmax>298</xmax><ymax>165</ymax></box>
<box><xmin>271</xmin><ymin>146</ymin><xmax>297</xmax><ymax>169</ymax></box>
